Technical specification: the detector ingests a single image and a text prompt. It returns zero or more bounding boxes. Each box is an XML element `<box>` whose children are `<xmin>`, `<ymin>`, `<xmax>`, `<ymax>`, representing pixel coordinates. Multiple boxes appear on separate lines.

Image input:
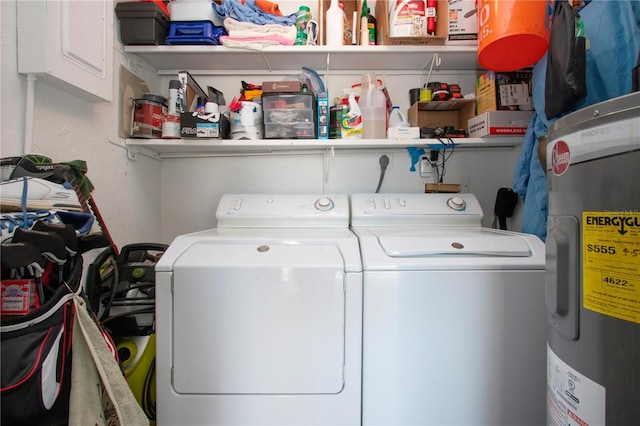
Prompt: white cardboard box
<box><xmin>445</xmin><ymin>0</ymin><xmax>478</xmax><ymax>45</ymax></box>
<box><xmin>387</xmin><ymin>126</ymin><xmax>420</xmax><ymax>140</ymax></box>
<box><xmin>468</xmin><ymin>111</ymin><xmax>533</xmax><ymax>138</ymax></box>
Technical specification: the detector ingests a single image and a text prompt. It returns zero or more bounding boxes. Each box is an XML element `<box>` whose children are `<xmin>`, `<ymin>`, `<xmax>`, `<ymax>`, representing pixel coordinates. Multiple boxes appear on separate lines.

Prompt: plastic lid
<box><xmin>299</xmin><ymin>6</ymin><xmax>310</xmax><ymax>11</ymax></box>
<box><xmin>169</xmin><ymin>80</ymin><xmax>181</xmax><ymax>90</ymax></box>
<box><xmin>142</xmin><ymin>93</ymin><xmax>167</xmax><ymax>104</ymax></box>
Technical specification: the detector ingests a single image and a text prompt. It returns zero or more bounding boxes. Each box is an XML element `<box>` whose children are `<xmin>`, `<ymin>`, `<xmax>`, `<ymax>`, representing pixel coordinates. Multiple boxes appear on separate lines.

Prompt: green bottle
<box><xmin>294</xmin><ymin>6</ymin><xmax>312</xmax><ymax>45</ymax></box>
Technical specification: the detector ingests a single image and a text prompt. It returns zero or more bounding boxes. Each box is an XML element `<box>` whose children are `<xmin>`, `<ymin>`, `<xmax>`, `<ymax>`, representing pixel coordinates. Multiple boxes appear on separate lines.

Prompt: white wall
<box><xmin>1</xmin><ymin>0</ymin><xmax>162</xmax><ymax>250</ymax></box>
<box><xmin>158</xmin><ymin>71</ymin><xmax>523</xmax><ymax>243</ymax></box>
<box><xmin>2</xmin><ymin>0</ymin><xmax>524</xmax><ymax>248</ymax></box>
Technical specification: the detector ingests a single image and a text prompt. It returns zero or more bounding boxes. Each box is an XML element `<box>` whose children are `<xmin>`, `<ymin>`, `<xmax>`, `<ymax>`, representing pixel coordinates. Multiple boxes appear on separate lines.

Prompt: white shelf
<box><xmin>124</xmin><ymin>137</ymin><xmax>521</xmax><ymax>158</ymax></box>
<box><xmin>123</xmin><ymin>45</ymin><xmax>481</xmax><ymax>73</ymax></box>
<box><xmin>121</xmin><ymin>44</ymin><xmax>506</xmax><ymax>159</ymax></box>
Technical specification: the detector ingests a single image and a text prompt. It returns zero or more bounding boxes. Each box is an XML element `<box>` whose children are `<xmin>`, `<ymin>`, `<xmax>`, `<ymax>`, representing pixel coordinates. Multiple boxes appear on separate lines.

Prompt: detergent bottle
<box><xmin>388</xmin><ymin>106</ymin><xmax>408</xmax><ymax>127</ymax></box>
<box><xmin>359</xmin><ymin>72</ymin><xmax>387</xmax><ymax>139</ymax></box>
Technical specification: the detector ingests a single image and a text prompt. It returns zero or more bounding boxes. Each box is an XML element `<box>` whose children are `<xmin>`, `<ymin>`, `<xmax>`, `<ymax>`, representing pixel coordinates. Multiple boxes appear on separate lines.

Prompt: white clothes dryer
<box><xmin>350</xmin><ymin>193</ymin><xmax>547</xmax><ymax>426</ymax></box>
<box><xmin>155</xmin><ymin>194</ymin><xmax>362</xmax><ymax>426</ymax></box>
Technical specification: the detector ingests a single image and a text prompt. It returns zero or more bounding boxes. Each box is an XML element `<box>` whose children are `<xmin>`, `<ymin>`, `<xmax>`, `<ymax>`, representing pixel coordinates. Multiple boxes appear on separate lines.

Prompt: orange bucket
<box><xmin>477</xmin><ymin>0</ymin><xmax>552</xmax><ymax>71</ymax></box>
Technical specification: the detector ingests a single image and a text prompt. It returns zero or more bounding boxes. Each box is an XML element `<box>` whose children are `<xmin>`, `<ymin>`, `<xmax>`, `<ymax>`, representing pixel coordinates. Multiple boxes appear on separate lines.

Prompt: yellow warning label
<box><xmin>583</xmin><ymin>212</ymin><xmax>640</xmax><ymax>324</ymax></box>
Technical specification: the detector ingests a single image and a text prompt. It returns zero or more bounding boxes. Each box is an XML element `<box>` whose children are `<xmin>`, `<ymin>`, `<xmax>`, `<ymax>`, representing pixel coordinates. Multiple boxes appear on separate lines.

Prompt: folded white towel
<box><xmin>223</xmin><ymin>17</ymin><xmax>296</xmax><ymax>42</ymax></box>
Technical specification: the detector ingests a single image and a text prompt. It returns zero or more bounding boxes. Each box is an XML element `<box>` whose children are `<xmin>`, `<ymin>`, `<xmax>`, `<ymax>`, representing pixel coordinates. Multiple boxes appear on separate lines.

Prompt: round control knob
<box><xmin>314</xmin><ymin>197</ymin><xmax>334</xmax><ymax>211</ymax></box>
<box><xmin>447</xmin><ymin>196</ymin><xmax>466</xmax><ymax>211</ymax></box>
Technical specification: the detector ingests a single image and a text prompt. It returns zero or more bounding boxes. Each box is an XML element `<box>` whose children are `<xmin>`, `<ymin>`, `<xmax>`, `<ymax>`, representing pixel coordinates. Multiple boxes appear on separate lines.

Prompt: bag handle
<box><xmin>68</xmin><ymin>293</ymin><xmax>149</xmax><ymax>426</ymax></box>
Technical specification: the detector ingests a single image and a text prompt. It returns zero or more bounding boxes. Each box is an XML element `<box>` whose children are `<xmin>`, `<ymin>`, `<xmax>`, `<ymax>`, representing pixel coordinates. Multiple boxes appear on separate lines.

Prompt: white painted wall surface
<box><xmin>2</xmin><ymin>0</ymin><xmax>524</xmax><ymax>249</ymax></box>
<box><xmin>1</xmin><ymin>0</ymin><xmax>162</xmax><ymax>250</ymax></box>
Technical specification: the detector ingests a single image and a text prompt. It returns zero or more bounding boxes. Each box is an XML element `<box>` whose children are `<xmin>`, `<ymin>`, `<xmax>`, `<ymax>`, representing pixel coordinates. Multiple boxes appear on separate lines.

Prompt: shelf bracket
<box><xmin>108</xmin><ymin>134</ymin><xmax>160</xmax><ymax>161</ymax></box>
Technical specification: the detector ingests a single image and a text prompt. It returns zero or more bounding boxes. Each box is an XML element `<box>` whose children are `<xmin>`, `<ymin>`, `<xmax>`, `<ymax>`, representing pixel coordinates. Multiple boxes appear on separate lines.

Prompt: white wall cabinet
<box><xmin>17</xmin><ymin>0</ymin><xmax>114</xmax><ymax>102</ymax></box>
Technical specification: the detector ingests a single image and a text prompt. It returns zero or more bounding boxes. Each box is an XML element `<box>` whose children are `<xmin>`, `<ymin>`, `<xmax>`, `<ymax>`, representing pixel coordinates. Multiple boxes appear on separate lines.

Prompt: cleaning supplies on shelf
<box><xmin>360</xmin><ymin>0</ymin><xmax>369</xmax><ymax>46</ymax></box>
<box><xmin>389</xmin><ymin>0</ymin><xmax>427</xmax><ymax>38</ymax></box>
<box><xmin>294</xmin><ymin>6</ymin><xmax>312</xmax><ymax>45</ymax></box>
<box><xmin>388</xmin><ymin>106</ymin><xmax>408</xmax><ymax>127</ymax></box>
<box><xmin>325</xmin><ymin>0</ymin><xmax>344</xmax><ymax>46</ymax></box>
<box><xmin>339</xmin><ymin>2</ymin><xmax>351</xmax><ymax>45</ymax></box>
<box><xmin>341</xmin><ymin>90</ymin><xmax>363</xmax><ymax>139</ymax></box>
<box><xmin>366</xmin><ymin>6</ymin><xmax>376</xmax><ymax>45</ymax></box>
<box><xmin>359</xmin><ymin>72</ymin><xmax>387</xmax><ymax>139</ymax></box>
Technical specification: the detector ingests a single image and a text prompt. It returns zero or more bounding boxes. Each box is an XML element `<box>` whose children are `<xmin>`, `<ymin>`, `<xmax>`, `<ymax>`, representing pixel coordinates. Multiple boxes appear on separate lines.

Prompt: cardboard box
<box><xmin>407</xmin><ymin>99</ymin><xmax>475</xmax><ymax>133</ymax></box>
<box><xmin>467</xmin><ymin>111</ymin><xmax>533</xmax><ymax>138</ymax></box>
<box><xmin>261</xmin><ymin>81</ymin><xmax>302</xmax><ymax>93</ymax></box>
<box><xmin>375</xmin><ymin>0</ymin><xmax>447</xmax><ymax>46</ymax></box>
<box><xmin>181</xmin><ymin>112</ymin><xmax>230</xmax><ymax>139</ymax></box>
<box><xmin>445</xmin><ymin>0</ymin><xmax>477</xmax><ymax>45</ymax></box>
<box><xmin>475</xmin><ymin>69</ymin><xmax>533</xmax><ymax>115</ymax></box>
<box><xmin>317</xmin><ymin>91</ymin><xmax>329</xmax><ymax>139</ymax></box>
<box><xmin>387</xmin><ymin>126</ymin><xmax>420</xmax><ymax>139</ymax></box>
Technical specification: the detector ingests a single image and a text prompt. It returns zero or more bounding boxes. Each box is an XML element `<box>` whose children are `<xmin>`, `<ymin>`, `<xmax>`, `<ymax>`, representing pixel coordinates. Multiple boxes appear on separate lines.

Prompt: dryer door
<box><xmin>171</xmin><ymin>240</ymin><xmax>346</xmax><ymax>395</ymax></box>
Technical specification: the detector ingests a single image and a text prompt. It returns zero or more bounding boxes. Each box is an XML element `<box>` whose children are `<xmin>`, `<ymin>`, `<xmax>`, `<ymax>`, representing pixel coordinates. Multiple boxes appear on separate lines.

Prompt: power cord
<box><xmin>432</xmin><ymin>136</ymin><xmax>455</xmax><ymax>183</ymax></box>
<box><xmin>375</xmin><ymin>154</ymin><xmax>390</xmax><ymax>193</ymax></box>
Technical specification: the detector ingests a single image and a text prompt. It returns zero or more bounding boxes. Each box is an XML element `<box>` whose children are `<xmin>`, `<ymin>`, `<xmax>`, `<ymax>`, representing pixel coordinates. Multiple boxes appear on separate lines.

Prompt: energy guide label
<box><xmin>582</xmin><ymin>211</ymin><xmax>640</xmax><ymax>324</ymax></box>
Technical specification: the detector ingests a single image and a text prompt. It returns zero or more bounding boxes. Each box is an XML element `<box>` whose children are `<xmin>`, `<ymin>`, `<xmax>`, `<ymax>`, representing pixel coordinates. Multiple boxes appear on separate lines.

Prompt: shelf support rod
<box><xmin>325</xmin><ymin>52</ymin><xmax>332</xmax><ymax>95</ymax></box>
<box><xmin>261</xmin><ymin>53</ymin><xmax>273</xmax><ymax>72</ymax></box>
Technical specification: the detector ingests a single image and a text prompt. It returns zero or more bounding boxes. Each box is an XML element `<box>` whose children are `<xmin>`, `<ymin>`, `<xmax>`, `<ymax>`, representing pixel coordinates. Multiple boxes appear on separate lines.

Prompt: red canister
<box><xmin>131</xmin><ymin>94</ymin><xmax>167</xmax><ymax>138</ymax></box>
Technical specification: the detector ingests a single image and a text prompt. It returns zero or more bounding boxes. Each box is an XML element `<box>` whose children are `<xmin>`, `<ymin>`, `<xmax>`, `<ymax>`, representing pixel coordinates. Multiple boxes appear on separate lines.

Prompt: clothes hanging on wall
<box><xmin>513</xmin><ymin>0</ymin><xmax>640</xmax><ymax>241</ymax></box>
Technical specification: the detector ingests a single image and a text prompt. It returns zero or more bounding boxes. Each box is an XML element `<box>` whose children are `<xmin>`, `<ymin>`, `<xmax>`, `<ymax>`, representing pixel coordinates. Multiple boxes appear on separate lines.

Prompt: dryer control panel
<box><xmin>350</xmin><ymin>193</ymin><xmax>484</xmax><ymax>227</ymax></box>
<box><xmin>216</xmin><ymin>194</ymin><xmax>349</xmax><ymax>227</ymax></box>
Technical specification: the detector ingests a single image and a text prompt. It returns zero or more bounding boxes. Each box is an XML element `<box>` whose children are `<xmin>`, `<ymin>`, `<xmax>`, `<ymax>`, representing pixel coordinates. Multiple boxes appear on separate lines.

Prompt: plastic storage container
<box><xmin>168</xmin><ymin>0</ymin><xmax>222</xmax><ymax>25</ymax></box>
<box><xmin>115</xmin><ymin>2</ymin><xmax>170</xmax><ymax>45</ymax></box>
<box><xmin>262</xmin><ymin>93</ymin><xmax>317</xmax><ymax>139</ymax></box>
<box><xmin>359</xmin><ymin>73</ymin><xmax>387</xmax><ymax>139</ymax></box>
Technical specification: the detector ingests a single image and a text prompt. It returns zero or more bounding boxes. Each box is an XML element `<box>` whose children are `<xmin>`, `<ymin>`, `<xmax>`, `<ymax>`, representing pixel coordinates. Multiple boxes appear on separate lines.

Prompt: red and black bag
<box><xmin>1</xmin><ymin>255</ymin><xmax>82</xmax><ymax>426</ymax></box>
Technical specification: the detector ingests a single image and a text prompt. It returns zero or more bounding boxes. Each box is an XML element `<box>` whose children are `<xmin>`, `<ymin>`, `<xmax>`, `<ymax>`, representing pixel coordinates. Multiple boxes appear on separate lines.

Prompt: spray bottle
<box><xmin>341</xmin><ymin>89</ymin><xmax>363</xmax><ymax>139</ymax></box>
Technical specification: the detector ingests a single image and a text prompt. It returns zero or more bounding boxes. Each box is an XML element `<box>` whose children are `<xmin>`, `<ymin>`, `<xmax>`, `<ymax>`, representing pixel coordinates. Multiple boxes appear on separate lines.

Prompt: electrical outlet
<box><xmin>420</xmin><ymin>156</ymin><xmax>433</xmax><ymax>178</ymax></box>
<box><xmin>377</xmin><ymin>153</ymin><xmax>392</xmax><ymax>171</ymax></box>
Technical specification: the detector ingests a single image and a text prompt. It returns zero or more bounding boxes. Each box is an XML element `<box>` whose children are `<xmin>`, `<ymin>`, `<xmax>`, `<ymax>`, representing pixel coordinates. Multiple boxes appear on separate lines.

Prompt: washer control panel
<box><xmin>350</xmin><ymin>193</ymin><xmax>483</xmax><ymax>227</ymax></box>
<box><xmin>216</xmin><ymin>194</ymin><xmax>348</xmax><ymax>227</ymax></box>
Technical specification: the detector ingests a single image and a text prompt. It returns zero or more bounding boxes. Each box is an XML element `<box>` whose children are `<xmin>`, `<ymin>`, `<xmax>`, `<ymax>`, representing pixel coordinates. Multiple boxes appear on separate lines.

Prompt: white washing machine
<box><xmin>155</xmin><ymin>194</ymin><xmax>362</xmax><ymax>426</ymax></box>
<box><xmin>350</xmin><ymin>193</ymin><xmax>547</xmax><ymax>426</ymax></box>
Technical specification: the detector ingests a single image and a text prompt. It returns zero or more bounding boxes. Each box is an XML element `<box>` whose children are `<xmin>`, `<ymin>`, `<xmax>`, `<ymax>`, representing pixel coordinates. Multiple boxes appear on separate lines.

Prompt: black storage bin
<box><xmin>115</xmin><ymin>2</ymin><xmax>170</xmax><ymax>45</ymax></box>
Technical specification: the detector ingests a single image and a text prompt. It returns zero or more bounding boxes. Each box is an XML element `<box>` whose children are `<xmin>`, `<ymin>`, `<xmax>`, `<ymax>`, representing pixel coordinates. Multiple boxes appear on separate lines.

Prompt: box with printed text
<box><xmin>475</xmin><ymin>69</ymin><xmax>533</xmax><ymax>115</ymax></box>
<box><xmin>468</xmin><ymin>110</ymin><xmax>533</xmax><ymax>138</ymax></box>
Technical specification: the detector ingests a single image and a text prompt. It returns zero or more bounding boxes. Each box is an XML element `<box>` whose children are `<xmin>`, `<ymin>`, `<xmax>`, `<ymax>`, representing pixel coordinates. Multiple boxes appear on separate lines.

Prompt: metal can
<box><xmin>131</xmin><ymin>94</ymin><xmax>167</xmax><ymax>139</ymax></box>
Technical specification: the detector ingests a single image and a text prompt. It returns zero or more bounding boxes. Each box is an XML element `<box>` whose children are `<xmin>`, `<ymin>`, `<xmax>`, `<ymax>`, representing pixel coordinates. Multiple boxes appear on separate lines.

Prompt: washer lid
<box><xmin>156</xmin><ymin>227</ymin><xmax>362</xmax><ymax>272</ymax></box>
<box><xmin>374</xmin><ymin>228</ymin><xmax>533</xmax><ymax>257</ymax></box>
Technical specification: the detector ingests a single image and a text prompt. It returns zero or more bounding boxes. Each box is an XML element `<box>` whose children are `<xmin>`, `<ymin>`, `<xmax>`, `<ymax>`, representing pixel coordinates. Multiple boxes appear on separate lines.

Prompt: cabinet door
<box><xmin>18</xmin><ymin>0</ymin><xmax>113</xmax><ymax>102</ymax></box>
